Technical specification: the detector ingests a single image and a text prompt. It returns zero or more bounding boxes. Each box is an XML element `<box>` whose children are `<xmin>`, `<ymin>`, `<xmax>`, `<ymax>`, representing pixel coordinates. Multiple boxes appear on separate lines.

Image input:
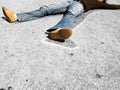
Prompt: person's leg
<box><xmin>49</xmin><ymin>1</ymin><xmax>84</xmax><ymax>30</ymax></box>
<box><xmin>17</xmin><ymin>1</ymin><xmax>73</xmax><ymax>22</ymax></box>
<box><xmin>47</xmin><ymin>1</ymin><xmax>84</xmax><ymax>41</ymax></box>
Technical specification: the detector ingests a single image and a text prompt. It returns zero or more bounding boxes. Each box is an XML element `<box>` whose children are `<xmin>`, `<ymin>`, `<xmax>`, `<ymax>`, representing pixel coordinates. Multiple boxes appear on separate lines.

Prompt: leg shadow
<box><xmin>71</xmin><ymin>10</ymin><xmax>95</xmax><ymax>28</ymax></box>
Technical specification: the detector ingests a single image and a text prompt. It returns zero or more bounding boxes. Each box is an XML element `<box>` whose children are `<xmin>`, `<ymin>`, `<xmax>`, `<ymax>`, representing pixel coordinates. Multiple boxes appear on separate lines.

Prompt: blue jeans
<box><xmin>17</xmin><ymin>0</ymin><xmax>84</xmax><ymax>29</ymax></box>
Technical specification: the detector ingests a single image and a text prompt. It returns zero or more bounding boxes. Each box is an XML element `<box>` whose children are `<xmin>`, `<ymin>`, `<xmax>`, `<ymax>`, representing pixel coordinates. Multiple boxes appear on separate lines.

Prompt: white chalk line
<box><xmin>41</xmin><ymin>38</ymin><xmax>79</xmax><ymax>49</ymax></box>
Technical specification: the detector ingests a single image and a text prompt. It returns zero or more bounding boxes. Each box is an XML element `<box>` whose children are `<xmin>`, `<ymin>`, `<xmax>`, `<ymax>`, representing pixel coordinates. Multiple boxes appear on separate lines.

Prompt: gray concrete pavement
<box><xmin>0</xmin><ymin>0</ymin><xmax>120</xmax><ymax>90</ymax></box>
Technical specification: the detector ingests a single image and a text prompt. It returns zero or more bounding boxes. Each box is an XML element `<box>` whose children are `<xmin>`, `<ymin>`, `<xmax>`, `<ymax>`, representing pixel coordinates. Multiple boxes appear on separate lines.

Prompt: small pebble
<box><xmin>0</xmin><ymin>88</ymin><xmax>6</xmax><ymax>90</ymax></box>
<box><xmin>26</xmin><ymin>79</ymin><xmax>28</xmax><ymax>82</ymax></box>
<box><xmin>8</xmin><ymin>86</ymin><xmax>12</xmax><ymax>90</ymax></box>
<box><xmin>4</xmin><ymin>50</ymin><xmax>8</xmax><ymax>53</ymax></box>
<box><xmin>96</xmin><ymin>74</ymin><xmax>102</xmax><ymax>78</ymax></box>
<box><xmin>70</xmin><ymin>53</ymin><xmax>74</xmax><ymax>56</ymax></box>
<box><xmin>101</xmin><ymin>42</ymin><xmax>104</xmax><ymax>44</ymax></box>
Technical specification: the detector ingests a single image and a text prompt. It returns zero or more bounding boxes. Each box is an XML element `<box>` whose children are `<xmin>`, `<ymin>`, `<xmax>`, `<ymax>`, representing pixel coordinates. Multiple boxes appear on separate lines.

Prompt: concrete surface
<box><xmin>0</xmin><ymin>0</ymin><xmax>120</xmax><ymax>90</ymax></box>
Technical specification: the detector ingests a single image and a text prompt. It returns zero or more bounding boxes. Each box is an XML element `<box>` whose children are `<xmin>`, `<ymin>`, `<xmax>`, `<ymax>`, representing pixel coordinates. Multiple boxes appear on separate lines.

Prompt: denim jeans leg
<box><xmin>50</xmin><ymin>1</ymin><xmax>84</xmax><ymax>29</ymax></box>
<box><xmin>17</xmin><ymin>1</ymin><xmax>73</xmax><ymax>22</ymax></box>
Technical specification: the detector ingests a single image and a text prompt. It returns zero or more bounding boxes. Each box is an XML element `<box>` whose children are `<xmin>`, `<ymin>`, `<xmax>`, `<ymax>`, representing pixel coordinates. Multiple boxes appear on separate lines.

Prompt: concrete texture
<box><xmin>0</xmin><ymin>0</ymin><xmax>120</xmax><ymax>90</ymax></box>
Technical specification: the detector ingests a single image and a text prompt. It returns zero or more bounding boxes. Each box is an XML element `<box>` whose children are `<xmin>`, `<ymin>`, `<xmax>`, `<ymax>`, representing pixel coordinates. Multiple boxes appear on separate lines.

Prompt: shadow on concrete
<box><xmin>41</xmin><ymin>38</ymin><xmax>78</xmax><ymax>49</ymax></box>
<box><xmin>72</xmin><ymin>10</ymin><xmax>94</xmax><ymax>28</ymax></box>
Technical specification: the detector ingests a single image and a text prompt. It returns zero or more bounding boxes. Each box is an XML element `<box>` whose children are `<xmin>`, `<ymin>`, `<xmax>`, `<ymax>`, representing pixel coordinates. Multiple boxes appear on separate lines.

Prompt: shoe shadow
<box><xmin>41</xmin><ymin>38</ymin><xmax>78</xmax><ymax>49</ymax></box>
<box><xmin>1</xmin><ymin>16</ymin><xmax>9</xmax><ymax>22</ymax></box>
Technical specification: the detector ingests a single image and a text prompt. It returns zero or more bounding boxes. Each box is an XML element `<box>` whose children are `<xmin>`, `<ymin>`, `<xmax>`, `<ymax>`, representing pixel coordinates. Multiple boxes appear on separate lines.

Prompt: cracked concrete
<box><xmin>0</xmin><ymin>0</ymin><xmax>120</xmax><ymax>90</ymax></box>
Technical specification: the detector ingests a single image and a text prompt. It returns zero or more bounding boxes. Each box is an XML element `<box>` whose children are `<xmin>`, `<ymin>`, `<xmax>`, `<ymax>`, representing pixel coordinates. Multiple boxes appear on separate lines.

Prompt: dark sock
<box><xmin>47</xmin><ymin>28</ymin><xmax>57</xmax><ymax>32</ymax></box>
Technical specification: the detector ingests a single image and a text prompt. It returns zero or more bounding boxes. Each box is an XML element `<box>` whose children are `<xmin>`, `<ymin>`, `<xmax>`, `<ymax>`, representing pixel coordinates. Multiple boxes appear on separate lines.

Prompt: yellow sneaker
<box><xmin>2</xmin><ymin>6</ymin><xmax>17</xmax><ymax>22</ymax></box>
<box><xmin>48</xmin><ymin>28</ymin><xmax>72</xmax><ymax>41</ymax></box>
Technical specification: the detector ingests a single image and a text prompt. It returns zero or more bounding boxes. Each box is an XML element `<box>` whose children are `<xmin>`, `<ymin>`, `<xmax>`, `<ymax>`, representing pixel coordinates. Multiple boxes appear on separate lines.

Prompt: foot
<box><xmin>48</xmin><ymin>28</ymin><xmax>72</xmax><ymax>41</ymax></box>
<box><xmin>2</xmin><ymin>6</ymin><xmax>17</xmax><ymax>22</ymax></box>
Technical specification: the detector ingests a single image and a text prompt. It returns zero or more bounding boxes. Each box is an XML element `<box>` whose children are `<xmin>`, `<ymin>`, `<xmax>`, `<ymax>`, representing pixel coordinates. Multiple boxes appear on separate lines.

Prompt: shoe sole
<box><xmin>48</xmin><ymin>28</ymin><xmax>72</xmax><ymax>40</ymax></box>
<box><xmin>2</xmin><ymin>7</ymin><xmax>13</xmax><ymax>22</ymax></box>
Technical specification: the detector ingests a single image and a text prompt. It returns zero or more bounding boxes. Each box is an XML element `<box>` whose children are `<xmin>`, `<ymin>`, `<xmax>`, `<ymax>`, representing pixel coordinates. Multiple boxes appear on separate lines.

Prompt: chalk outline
<box><xmin>41</xmin><ymin>38</ymin><xmax>79</xmax><ymax>49</ymax></box>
